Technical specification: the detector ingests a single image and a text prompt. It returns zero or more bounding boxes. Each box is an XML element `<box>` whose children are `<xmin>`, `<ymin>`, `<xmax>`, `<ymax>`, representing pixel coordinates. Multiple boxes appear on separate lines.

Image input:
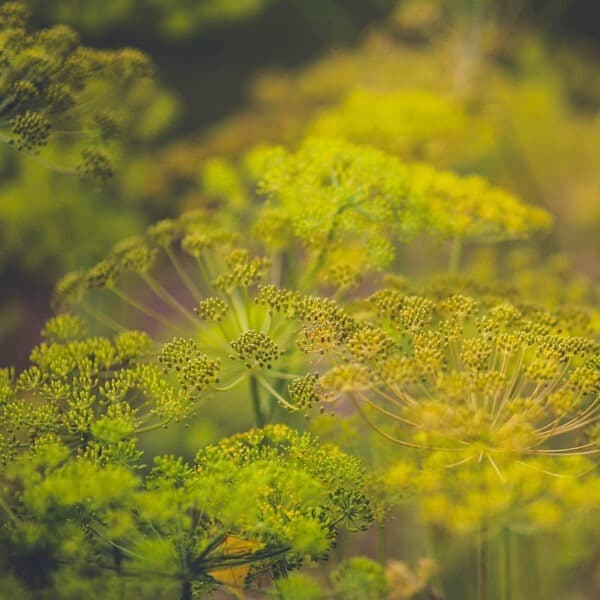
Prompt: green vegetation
<box><xmin>1</xmin><ymin>0</ymin><xmax>598</xmax><ymax>598</ymax></box>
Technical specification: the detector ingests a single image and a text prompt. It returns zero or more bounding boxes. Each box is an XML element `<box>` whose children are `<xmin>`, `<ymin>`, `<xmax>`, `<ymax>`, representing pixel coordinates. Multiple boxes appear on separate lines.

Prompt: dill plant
<box><xmin>44</xmin><ymin>134</ymin><xmax>599</xmax><ymax>596</ymax></box>
<box><xmin>140</xmin><ymin>0</ymin><xmax>599</xmax><ymax>291</ymax></box>
<box><xmin>0</xmin><ymin>1</ymin><xmax>159</xmax><ymax>181</ymax></box>
<box><xmin>292</xmin><ymin>286</ymin><xmax>599</xmax><ymax>595</ymax></box>
<box><xmin>0</xmin><ymin>316</ymin><xmax>374</xmax><ymax>597</ymax></box>
<box><xmin>1</xmin><ymin>2</ymin><xmax>597</xmax><ymax>599</ymax></box>
<box><xmin>52</xmin><ymin>139</ymin><xmax>553</xmax><ymax>435</ymax></box>
<box><xmin>0</xmin><ymin>0</ymin><xmax>179</xmax><ymax>365</ymax></box>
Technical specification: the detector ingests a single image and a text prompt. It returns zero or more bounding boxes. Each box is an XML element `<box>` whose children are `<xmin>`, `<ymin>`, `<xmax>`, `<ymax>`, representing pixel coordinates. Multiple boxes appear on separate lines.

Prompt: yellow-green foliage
<box><xmin>2</xmin><ymin>2</ymin><xmax>598</xmax><ymax>596</ymax></box>
<box><xmin>52</xmin><ymin>155</ymin><xmax>553</xmax><ymax>435</ymax></box>
<box><xmin>0</xmin><ymin>317</ymin><xmax>186</xmax><ymax>465</ymax></box>
<box><xmin>287</xmin><ymin>289</ymin><xmax>599</xmax><ymax>535</ymax></box>
<box><xmin>310</xmin><ymin>88</ymin><xmax>495</xmax><ymax>166</ymax></box>
<box><xmin>386</xmin><ymin>453</ymin><xmax>599</xmax><ymax>533</ymax></box>
<box><xmin>52</xmin><ymin>212</ymin><xmax>321</xmax><ymax>428</ymax></box>
<box><xmin>0</xmin><ymin>2</ymin><xmax>167</xmax><ymax>178</ymax></box>
<box><xmin>271</xmin><ymin>557</ymin><xmax>389</xmax><ymax>599</ymax></box>
<box><xmin>0</xmin><ymin>1</ymin><xmax>179</xmax><ymax>357</ymax></box>
<box><xmin>140</xmin><ymin>0</ymin><xmax>598</xmax><ymax>288</ymax></box>
<box><xmin>255</xmin><ymin>137</ymin><xmax>550</xmax><ymax>275</ymax></box>
<box><xmin>1</xmin><ymin>322</ymin><xmax>374</xmax><ymax>596</ymax></box>
<box><xmin>310</xmin><ymin>291</ymin><xmax>598</xmax><ymax>458</ymax></box>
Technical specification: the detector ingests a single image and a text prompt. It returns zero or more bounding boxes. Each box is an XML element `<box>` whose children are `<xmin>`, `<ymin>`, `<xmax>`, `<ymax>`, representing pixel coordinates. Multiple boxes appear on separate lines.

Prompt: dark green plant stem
<box><xmin>448</xmin><ymin>236</ymin><xmax>463</xmax><ymax>274</ymax></box>
<box><xmin>181</xmin><ymin>580</ymin><xmax>192</xmax><ymax>600</ymax></box>
<box><xmin>0</xmin><ymin>494</ymin><xmax>19</xmax><ymax>524</ymax></box>
<box><xmin>250</xmin><ymin>375</ymin><xmax>265</xmax><ymax>427</ymax></box>
<box><xmin>503</xmin><ymin>526</ymin><xmax>511</xmax><ymax>600</ymax></box>
<box><xmin>377</xmin><ymin>521</ymin><xmax>387</xmax><ymax>565</ymax></box>
<box><xmin>425</xmin><ymin>526</ymin><xmax>446</xmax><ymax>600</ymax></box>
<box><xmin>478</xmin><ymin>522</ymin><xmax>488</xmax><ymax>600</ymax></box>
<box><xmin>529</xmin><ymin>536</ymin><xmax>543</xmax><ymax>600</ymax></box>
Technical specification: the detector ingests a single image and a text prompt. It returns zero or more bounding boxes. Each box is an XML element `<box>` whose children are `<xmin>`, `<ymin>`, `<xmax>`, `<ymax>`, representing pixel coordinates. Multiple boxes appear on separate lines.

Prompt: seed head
<box><xmin>158</xmin><ymin>337</ymin><xmax>220</xmax><ymax>393</ymax></box>
<box><xmin>289</xmin><ymin>373</ymin><xmax>321</xmax><ymax>413</ymax></box>
<box><xmin>214</xmin><ymin>249</ymin><xmax>270</xmax><ymax>291</ymax></box>
<box><xmin>255</xmin><ymin>284</ymin><xmax>297</xmax><ymax>315</ymax></box>
<box><xmin>146</xmin><ymin>219</ymin><xmax>179</xmax><ymax>247</ymax></box>
<box><xmin>41</xmin><ymin>315</ymin><xmax>87</xmax><ymax>343</ymax></box>
<box><xmin>110</xmin><ymin>237</ymin><xmax>157</xmax><ymax>274</ymax></box>
<box><xmin>0</xmin><ymin>2</ymin><xmax>30</xmax><ymax>27</ymax></box>
<box><xmin>194</xmin><ymin>297</ymin><xmax>229</xmax><ymax>322</ymax></box>
<box><xmin>85</xmin><ymin>259</ymin><xmax>120</xmax><ymax>289</ymax></box>
<box><xmin>9</xmin><ymin>110</ymin><xmax>50</xmax><ymax>152</ymax></box>
<box><xmin>230</xmin><ymin>330</ymin><xmax>281</xmax><ymax>369</ymax></box>
<box><xmin>52</xmin><ymin>271</ymin><xmax>87</xmax><ymax>309</ymax></box>
<box><xmin>77</xmin><ymin>148</ymin><xmax>114</xmax><ymax>184</ymax></box>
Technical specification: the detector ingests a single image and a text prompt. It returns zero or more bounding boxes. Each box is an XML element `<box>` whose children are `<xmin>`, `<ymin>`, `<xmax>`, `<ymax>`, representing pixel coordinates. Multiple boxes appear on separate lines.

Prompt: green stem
<box><xmin>111</xmin><ymin>287</ymin><xmax>180</xmax><ymax>331</ymax></box>
<box><xmin>135</xmin><ymin>420</ymin><xmax>169</xmax><ymax>434</ymax></box>
<box><xmin>257</xmin><ymin>376</ymin><xmax>297</xmax><ymax>413</ymax></box>
<box><xmin>180</xmin><ymin>580</ymin><xmax>192</xmax><ymax>600</ymax></box>
<box><xmin>0</xmin><ymin>493</ymin><xmax>19</xmax><ymax>524</ymax></box>
<box><xmin>377</xmin><ymin>521</ymin><xmax>387</xmax><ymax>565</ymax></box>
<box><xmin>502</xmin><ymin>526</ymin><xmax>512</xmax><ymax>600</ymax></box>
<box><xmin>299</xmin><ymin>196</ymin><xmax>355</xmax><ymax>288</ymax></box>
<box><xmin>140</xmin><ymin>272</ymin><xmax>198</xmax><ymax>327</ymax></box>
<box><xmin>301</xmin><ymin>248</ymin><xmax>327</xmax><ymax>290</ymax></box>
<box><xmin>478</xmin><ymin>522</ymin><xmax>488</xmax><ymax>600</ymax></box>
<box><xmin>250</xmin><ymin>375</ymin><xmax>265</xmax><ymax>427</ymax></box>
<box><xmin>448</xmin><ymin>237</ymin><xmax>463</xmax><ymax>274</ymax></box>
<box><xmin>165</xmin><ymin>245</ymin><xmax>203</xmax><ymax>304</ymax></box>
<box><xmin>214</xmin><ymin>373</ymin><xmax>247</xmax><ymax>392</ymax></box>
<box><xmin>424</xmin><ymin>525</ymin><xmax>446</xmax><ymax>600</ymax></box>
<box><xmin>80</xmin><ymin>301</ymin><xmax>126</xmax><ymax>332</ymax></box>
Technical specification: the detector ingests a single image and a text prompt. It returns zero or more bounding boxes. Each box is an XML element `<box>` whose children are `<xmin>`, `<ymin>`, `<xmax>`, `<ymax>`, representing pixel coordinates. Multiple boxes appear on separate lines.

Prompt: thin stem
<box><xmin>267</xmin><ymin>369</ymin><xmax>304</xmax><ymax>380</ymax></box>
<box><xmin>257</xmin><ymin>376</ymin><xmax>298</xmax><ymax>412</ymax></box>
<box><xmin>348</xmin><ymin>395</ymin><xmax>463</xmax><ymax>451</ymax></box>
<box><xmin>448</xmin><ymin>237</ymin><xmax>463</xmax><ymax>274</ymax></box>
<box><xmin>165</xmin><ymin>246</ymin><xmax>203</xmax><ymax>304</ymax></box>
<box><xmin>111</xmin><ymin>287</ymin><xmax>179</xmax><ymax>330</ymax></box>
<box><xmin>250</xmin><ymin>375</ymin><xmax>265</xmax><ymax>427</ymax></box>
<box><xmin>180</xmin><ymin>580</ymin><xmax>192</xmax><ymax>600</ymax></box>
<box><xmin>502</xmin><ymin>526</ymin><xmax>511</xmax><ymax>600</ymax></box>
<box><xmin>80</xmin><ymin>301</ymin><xmax>126</xmax><ymax>332</ymax></box>
<box><xmin>135</xmin><ymin>420</ymin><xmax>169</xmax><ymax>434</ymax></box>
<box><xmin>377</xmin><ymin>522</ymin><xmax>387</xmax><ymax>566</ymax></box>
<box><xmin>214</xmin><ymin>373</ymin><xmax>247</xmax><ymax>392</ymax></box>
<box><xmin>230</xmin><ymin>289</ymin><xmax>249</xmax><ymax>331</ymax></box>
<box><xmin>357</xmin><ymin>391</ymin><xmax>420</xmax><ymax>427</ymax></box>
<box><xmin>140</xmin><ymin>273</ymin><xmax>199</xmax><ymax>327</ymax></box>
<box><xmin>477</xmin><ymin>521</ymin><xmax>488</xmax><ymax>600</ymax></box>
<box><xmin>0</xmin><ymin>493</ymin><xmax>20</xmax><ymax>525</ymax></box>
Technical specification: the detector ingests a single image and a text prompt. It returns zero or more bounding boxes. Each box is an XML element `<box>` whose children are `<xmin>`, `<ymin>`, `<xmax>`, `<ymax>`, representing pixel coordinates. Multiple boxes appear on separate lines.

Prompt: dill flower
<box><xmin>0</xmin><ymin>316</ymin><xmax>209</xmax><ymax>466</ymax></box>
<box><xmin>52</xmin><ymin>181</ymin><xmax>558</xmax><ymax>433</ymax></box>
<box><xmin>385</xmin><ymin>452</ymin><xmax>600</xmax><ymax>534</ymax></box>
<box><xmin>0</xmin><ymin>2</ymin><xmax>156</xmax><ymax>178</ymax></box>
<box><xmin>254</xmin><ymin>137</ymin><xmax>551</xmax><ymax>279</ymax></box>
<box><xmin>2</xmin><ymin>371</ymin><xmax>374</xmax><ymax>597</ymax></box>
<box><xmin>309</xmin><ymin>88</ymin><xmax>494</xmax><ymax>166</ymax></box>
<box><xmin>118</xmin><ymin>425</ymin><xmax>372</xmax><ymax>594</ymax></box>
<box><xmin>308</xmin><ymin>290</ymin><xmax>599</xmax><ymax>466</ymax></box>
<box><xmin>254</xmin><ymin>137</ymin><xmax>424</xmax><ymax>276</ymax></box>
<box><xmin>53</xmin><ymin>215</ymin><xmax>315</xmax><ymax>427</ymax></box>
